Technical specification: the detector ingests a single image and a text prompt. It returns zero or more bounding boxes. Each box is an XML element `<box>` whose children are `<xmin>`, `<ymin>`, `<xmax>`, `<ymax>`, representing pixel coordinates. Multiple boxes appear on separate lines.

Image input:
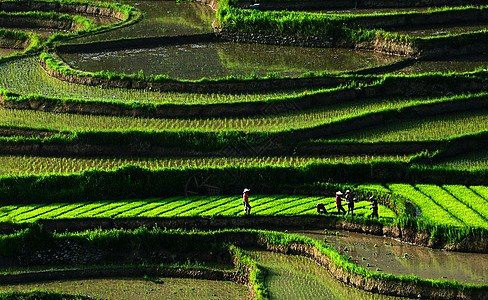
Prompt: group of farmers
<box><xmin>242</xmin><ymin>188</ymin><xmax>379</xmax><ymax>218</ymax></box>
<box><xmin>317</xmin><ymin>190</ymin><xmax>378</xmax><ymax>219</ymax></box>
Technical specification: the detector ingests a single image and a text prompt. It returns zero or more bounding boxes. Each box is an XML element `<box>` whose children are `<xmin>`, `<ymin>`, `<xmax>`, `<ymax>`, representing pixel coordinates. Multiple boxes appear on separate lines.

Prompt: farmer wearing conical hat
<box><xmin>336</xmin><ymin>191</ymin><xmax>346</xmax><ymax>215</ymax></box>
<box><xmin>243</xmin><ymin>188</ymin><xmax>251</xmax><ymax>214</ymax></box>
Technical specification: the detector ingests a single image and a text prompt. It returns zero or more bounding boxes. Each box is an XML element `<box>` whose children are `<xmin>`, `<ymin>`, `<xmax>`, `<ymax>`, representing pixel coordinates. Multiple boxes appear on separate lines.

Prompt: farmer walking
<box><xmin>243</xmin><ymin>188</ymin><xmax>251</xmax><ymax>214</ymax></box>
<box><xmin>369</xmin><ymin>195</ymin><xmax>379</xmax><ymax>219</ymax></box>
<box><xmin>345</xmin><ymin>190</ymin><xmax>355</xmax><ymax>216</ymax></box>
<box><xmin>336</xmin><ymin>191</ymin><xmax>346</xmax><ymax>215</ymax></box>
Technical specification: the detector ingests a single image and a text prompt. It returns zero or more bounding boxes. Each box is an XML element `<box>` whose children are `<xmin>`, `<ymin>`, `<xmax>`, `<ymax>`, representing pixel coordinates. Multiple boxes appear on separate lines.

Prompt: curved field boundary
<box><xmin>3</xmin><ymin>228</ymin><xmax>488</xmax><ymax>299</ymax></box>
<box><xmin>217</xmin><ymin>0</ymin><xmax>488</xmax><ymax>56</ymax></box>
<box><xmin>0</xmin><ymin>1</ymin><xmax>127</xmax><ymax>20</ymax></box>
<box><xmin>0</xmin><ymin>12</ymin><xmax>92</xmax><ymax>32</ymax></box>
<box><xmin>39</xmin><ymin>52</ymin><xmax>354</xmax><ymax>94</ymax></box>
<box><xmin>4</xmin><ymin>71</ymin><xmax>488</xmax><ymax>117</ymax></box>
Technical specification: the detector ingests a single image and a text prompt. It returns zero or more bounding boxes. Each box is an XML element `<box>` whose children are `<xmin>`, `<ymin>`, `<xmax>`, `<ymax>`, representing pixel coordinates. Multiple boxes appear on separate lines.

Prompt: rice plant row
<box><xmin>387</xmin><ymin>184</ymin><xmax>462</xmax><ymax>227</ymax></box>
<box><xmin>435</xmin><ymin>151</ymin><xmax>488</xmax><ymax>170</ymax></box>
<box><xmin>0</xmin><ymin>195</ymin><xmax>396</xmax><ymax>223</ymax></box>
<box><xmin>442</xmin><ymin>185</ymin><xmax>488</xmax><ymax>222</ymax></box>
<box><xmin>387</xmin><ymin>184</ymin><xmax>488</xmax><ymax>229</ymax></box>
<box><xmin>0</xmin><ymin>91</ymin><xmax>442</xmax><ymax>133</ymax></box>
<box><xmin>0</xmin><ymin>155</ymin><xmax>412</xmax><ymax>177</ymax></box>
<box><xmin>416</xmin><ymin>184</ymin><xmax>487</xmax><ymax>229</ymax></box>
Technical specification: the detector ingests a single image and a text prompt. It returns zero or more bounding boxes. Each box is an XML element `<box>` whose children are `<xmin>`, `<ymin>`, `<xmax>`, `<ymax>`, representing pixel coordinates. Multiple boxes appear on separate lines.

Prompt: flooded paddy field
<box><xmin>294</xmin><ymin>230</ymin><xmax>488</xmax><ymax>285</ymax></box>
<box><xmin>60</xmin><ymin>42</ymin><xmax>400</xmax><ymax>79</ymax></box>
<box><xmin>71</xmin><ymin>0</ymin><xmax>215</xmax><ymax>44</ymax></box>
<box><xmin>0</xmin><ymin>277</ymin><xmax>248</xmax><ymax>300</ymax></box>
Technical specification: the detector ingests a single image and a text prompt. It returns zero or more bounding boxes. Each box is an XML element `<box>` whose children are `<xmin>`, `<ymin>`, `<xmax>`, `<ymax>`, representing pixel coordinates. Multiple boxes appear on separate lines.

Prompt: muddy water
<box><xmin>393</xmin><ymin>54</ymin><xmax>488</xmax><ymax>74</ymax></box>
<box><xmin>293</xmin><ymin>230</ymin><xmax>488</xmax><ymax>285</ymax></box>
<box><xmin>60</xmin><ymin>42</ymin><xmax>400</xmax><ymax>79</ymax></box>
<box><xmin>72</xmin><ymin>1</ymin><xmax>215</xmax><ymax>44</ymax></box>
<box><xmin>249</xmin><ymin>250</ymin><xmax>401</xmax><ymax>300</ymax></box>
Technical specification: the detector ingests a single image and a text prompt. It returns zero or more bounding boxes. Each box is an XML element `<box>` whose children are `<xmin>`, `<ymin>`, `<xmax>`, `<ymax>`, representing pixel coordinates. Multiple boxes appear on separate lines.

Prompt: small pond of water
<box><xmin>292</xmin><ymin>229</ymin><xmax>488</xmax><ymax>285</ymax></box>
<box><xmin>60</xmin><ymin>42</ymin><xmax>401</xmax><ymax>80</ymax></box>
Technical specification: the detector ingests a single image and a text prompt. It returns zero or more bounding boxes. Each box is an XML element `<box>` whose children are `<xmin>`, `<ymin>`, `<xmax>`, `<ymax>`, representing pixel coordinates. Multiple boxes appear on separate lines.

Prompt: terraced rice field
<box><xmin>0</xmin><ymin>195</ymin><xmax>396</xmax><ymax>223</ymax></box>
<box><xmin>2</xmin><ymin>0</ymin><xmax>488</xmax><ymax>298</ymax></box>
<box><xmin>0</xmin><ymin>277</ymin><xmax>248</xmax><ymax>300</ymax></box>
<box><xmin>0</xmin><ymin>155</ymin><xmax>412</xmax><ymax>176</ymax></box>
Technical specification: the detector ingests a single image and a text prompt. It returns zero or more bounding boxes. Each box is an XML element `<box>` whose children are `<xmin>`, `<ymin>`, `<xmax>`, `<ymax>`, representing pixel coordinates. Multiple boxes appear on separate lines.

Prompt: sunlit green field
<box><xmin>0</xmin><ymin>195</ymin><xmax>396</xmax><ymax>223</ymax></box>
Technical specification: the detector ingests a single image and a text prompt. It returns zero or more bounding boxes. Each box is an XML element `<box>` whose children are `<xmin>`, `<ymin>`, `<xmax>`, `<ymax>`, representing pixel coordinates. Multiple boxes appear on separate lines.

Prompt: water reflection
<box><xmin>72</xmin><ymin>1</ymin><xmax>215</xmax><ymax>43</ymax></box>
<box><xmin>60</xmin><ymin>42</ymin><xmax>400</xmax><ymax>80</ymax></box>
<box><xmin>293</xmin><ymin>230</ymin><xmax>488</xmax><ymax>284</ymax></box>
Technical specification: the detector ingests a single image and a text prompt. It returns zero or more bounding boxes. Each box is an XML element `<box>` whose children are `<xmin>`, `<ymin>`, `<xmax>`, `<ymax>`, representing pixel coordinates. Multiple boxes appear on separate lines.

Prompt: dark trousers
<box><xmin>347</xmin><ymin>203</ymin><xmax>354</xmax><ymax>215</ymax></box>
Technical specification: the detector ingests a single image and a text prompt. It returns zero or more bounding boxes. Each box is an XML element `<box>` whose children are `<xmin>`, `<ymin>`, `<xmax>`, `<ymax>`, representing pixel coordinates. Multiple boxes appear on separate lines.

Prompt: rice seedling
<box><xmin>443</xmin><ymin>185</ymin><xmax>488</xmax><ymax>221</ymax></box>
<box><xmin>387</xmin><ymin>184</ymin><xmax>461</xmax><ymax>227</ymax></box>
